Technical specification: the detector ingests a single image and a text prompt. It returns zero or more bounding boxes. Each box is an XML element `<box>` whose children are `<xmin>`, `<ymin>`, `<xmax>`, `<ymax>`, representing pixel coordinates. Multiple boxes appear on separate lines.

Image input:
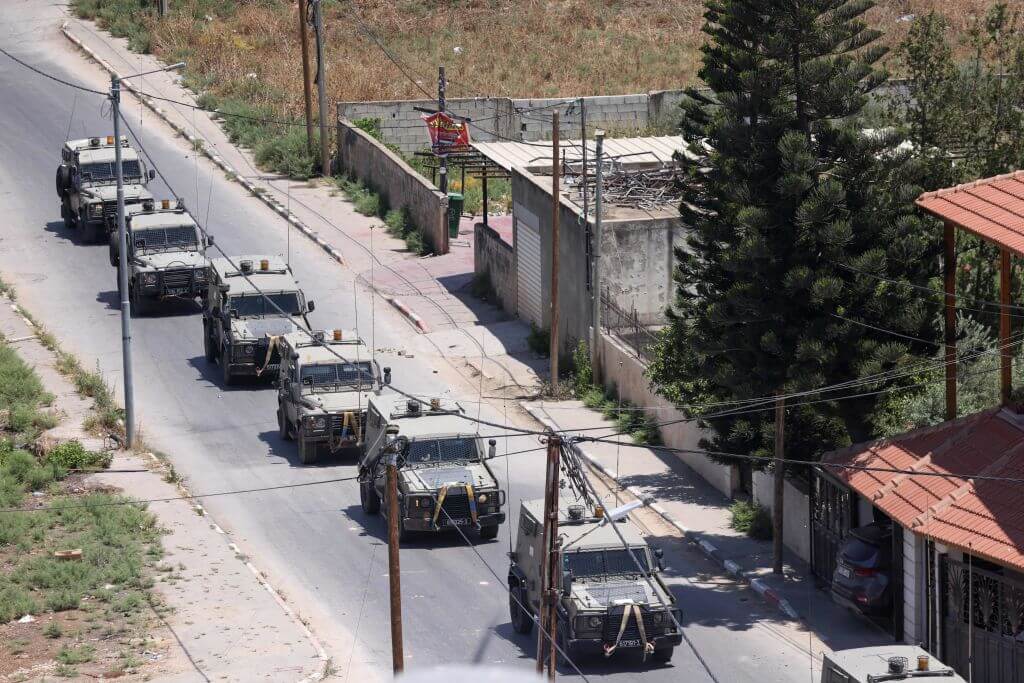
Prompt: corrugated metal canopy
<box><xmin>822</xmin><ymin>409</ymin><xmax>1024</xmax><ymax>571</ymax></box>
<box><xmin>916</xmin><ymin>171</ymin><xmax>1024</xmax><ymax>254</ymax></box>
<box><xmin>473</xmin><ymin>136</ymin><xmax>689</xmax><ymax>174</ymax></box>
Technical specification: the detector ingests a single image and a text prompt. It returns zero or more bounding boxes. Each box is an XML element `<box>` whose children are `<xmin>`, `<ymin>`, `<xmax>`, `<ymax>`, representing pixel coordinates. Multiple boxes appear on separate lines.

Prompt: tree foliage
<box><xmin>650</xmin><ymin>0</ymin><xmax>942</xmax><ymax>467</ymax></box>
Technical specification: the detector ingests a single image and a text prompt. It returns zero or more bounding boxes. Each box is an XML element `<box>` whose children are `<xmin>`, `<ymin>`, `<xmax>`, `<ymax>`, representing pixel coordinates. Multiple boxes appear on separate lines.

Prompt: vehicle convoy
<box><xmin>56</xmin><ymin>136</ymin><xmax>155</xmax><ymax>243</ymax></box>
<box><xmin>109</xmin><ymin>199</ymin><xmax>213</xmax><ymax>316</ymax></box>
<box><xmin>276</xmin><ymin>329</ymin><xmax>383</xmax><ymax>464</ymax></box>
<box><xmin>820</xmin><ymin>645</ymin><xmax>964</xmax><ymax>682</ymax></box>
<box><xmin>358</xmin><ymin>394</ymin><xmax>506</xmax><ymax>541</ymax></box>
<box><xmin>508</xmin><ymin>500</ymin><xmax>682</xmax><ymax>664</ymax></box>
<box><xmin>203</xmin><ymin>255</ymin><xmax>314</xmax><ymax>386</ymax></box>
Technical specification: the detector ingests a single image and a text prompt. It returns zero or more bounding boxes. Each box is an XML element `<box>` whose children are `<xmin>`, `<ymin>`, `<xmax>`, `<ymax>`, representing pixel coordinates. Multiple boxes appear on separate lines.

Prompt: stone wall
<box><xmin>603</xmin><ymin>216</ymin><xmax>682</xmax><ymax>325</ymax></box>
<box><xmin>336</xmin><ymin>118</ymin><xmax>449</xmax><ymax>254</ymax></box>
<box><xmin>752</xmin><ymin>470</ymin><xmax>811</xmax><ymax>564</ymax></box>
<box><xmin>474</xmin><ymin>223</ymin><xmax>516</xmax><ymax>315</ymax></box>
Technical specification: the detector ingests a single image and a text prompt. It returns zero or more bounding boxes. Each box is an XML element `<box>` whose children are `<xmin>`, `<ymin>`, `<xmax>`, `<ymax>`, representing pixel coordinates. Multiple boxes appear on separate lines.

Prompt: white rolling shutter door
<box><xmin>515</xmin><ymin>207</ymin><xmax>543</xmax><ymax>327</ymax></box>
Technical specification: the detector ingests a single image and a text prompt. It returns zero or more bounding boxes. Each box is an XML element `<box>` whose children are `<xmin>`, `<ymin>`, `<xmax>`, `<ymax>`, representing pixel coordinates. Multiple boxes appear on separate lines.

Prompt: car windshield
<box><xmin>300</xmin><ymin>361</ymin><xmax>375</xmax><ymax>391</ymax></box>
<box><xmin>133</xmin><ymin>225</ymin><xmax>200</xmax><ymax>254</ymax></box>
<box><xmin>403</xmin><ymin>437</ymin><xmax>480</xmax><ymax>465</ymax></box>
<box><xmin>228</xmin><ymin>292</ymin><xmax>302</xmax><ymax>317</ymax></box>
<box><xmin>80</xmin><ymin>160</ymin><xmax>142</xmax><ymax>182</ymax></box>
<box><xmin>564</xmin><ymin>547</ymin><xmax>652</xmax><ymax>578</ymax></box>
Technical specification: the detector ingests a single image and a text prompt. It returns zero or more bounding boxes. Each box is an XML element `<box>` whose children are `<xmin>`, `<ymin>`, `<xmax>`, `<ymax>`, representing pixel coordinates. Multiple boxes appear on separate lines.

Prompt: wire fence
<box><xmin>600</xmin><ymin>289</ymin><xmax>661</xmax><ymax>364</ymax></box>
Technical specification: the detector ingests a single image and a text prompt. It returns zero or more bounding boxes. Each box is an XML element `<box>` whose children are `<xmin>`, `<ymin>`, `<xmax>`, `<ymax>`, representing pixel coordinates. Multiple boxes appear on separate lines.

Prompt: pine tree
<box><xmin>650</xmin><ymin>0</ymin><xmax>942</xmax><ymax>471</ymax></box>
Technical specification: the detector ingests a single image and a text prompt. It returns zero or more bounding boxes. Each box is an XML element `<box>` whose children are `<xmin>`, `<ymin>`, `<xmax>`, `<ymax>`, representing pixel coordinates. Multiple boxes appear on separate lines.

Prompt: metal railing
<box><xmin>600</xmin><ymin>289</ymin><xmax>661</xmax><ymax>364</ymax></box>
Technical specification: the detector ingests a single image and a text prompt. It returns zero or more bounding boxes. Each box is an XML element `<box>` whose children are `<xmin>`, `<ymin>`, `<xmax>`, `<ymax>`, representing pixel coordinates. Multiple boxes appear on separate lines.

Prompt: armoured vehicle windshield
<box><xmin>228</xmin><ymin>291</ymin><xmax>302</xmax><ymax>317</ymax></box>
<box><xmin>133</xmin><ymin>225</ymin><xmax>200</xmax><ymax>254</ymax></box>
<box><xmin>403</xmin><ymin>436</ymin><xmax>481</xmax><ymax>465</ymax></box>
<box><xmin>564</xmin><ymin>548</ymin><xmax>653</xmax><ymax>578</ymax></box>
<box><xmin>80</xmin><ymin>159</ymin><xmax>143</xmax><ymax>182</ymax></box>
<box><xmin>300</xmin><ymin>361</ymin><xmax>375</xmax><ymax>390</ymax></box>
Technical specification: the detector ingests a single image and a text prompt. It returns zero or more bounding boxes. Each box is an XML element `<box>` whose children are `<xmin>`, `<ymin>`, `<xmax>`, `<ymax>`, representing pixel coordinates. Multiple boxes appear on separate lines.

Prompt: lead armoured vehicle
<box><xmin>358</xmin><ymin>394</ymin><xmax>506</xmax><ymax>541</ymax></box>
<box><xmin>202</xmin><ymin>255</ymin><xmax>314</xmax><ymax>385</ymax></box>
<box><xmin>57</xmin><ymin>136</ymin><xmax>155</xmax><ymax>243</ymax></box>
<box><xmin>276</xmin><ymin>329</ymin><xmax>385</xmax><ymax>464</ymax></box>
<box><xmin>508</xmin><ymin>500</ymin><xmax>682</xmax><ymax>664</ymax></box>
<box><xmin>110</xmin><ymin>200</ymin><xmax>213</xmax><ymax>316</ymax></box>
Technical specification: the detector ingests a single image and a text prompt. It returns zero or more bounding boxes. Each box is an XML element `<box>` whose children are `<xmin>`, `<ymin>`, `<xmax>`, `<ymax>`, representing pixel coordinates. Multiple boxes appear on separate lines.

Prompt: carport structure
<box><xmin>916</xmin><ymin>171</ymin><xmax>1024</xmax><ymax>419</ymax></box>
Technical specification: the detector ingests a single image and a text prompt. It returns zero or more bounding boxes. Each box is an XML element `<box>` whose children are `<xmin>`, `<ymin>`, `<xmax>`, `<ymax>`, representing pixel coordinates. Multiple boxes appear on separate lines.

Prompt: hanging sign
<box><xmin>422</xmin><ymin>111</ymin><xmax>470</xmax><ymax>157</ymax></box>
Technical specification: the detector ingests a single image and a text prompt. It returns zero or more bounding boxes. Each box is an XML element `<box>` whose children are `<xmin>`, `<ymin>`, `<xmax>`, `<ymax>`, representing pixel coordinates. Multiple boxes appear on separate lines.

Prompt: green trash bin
<box><xmin>447</xmin><ymin>192</ymin><xmax>464</xmax><ymax>239</ymax></box>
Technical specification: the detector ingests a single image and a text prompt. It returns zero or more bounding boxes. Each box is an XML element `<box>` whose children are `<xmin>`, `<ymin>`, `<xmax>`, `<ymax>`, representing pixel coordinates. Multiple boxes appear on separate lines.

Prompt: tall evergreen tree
<box><xmin>650</xmin><ymin>0</ymin><xmax>941</xmax><ymax>469</ymax></box>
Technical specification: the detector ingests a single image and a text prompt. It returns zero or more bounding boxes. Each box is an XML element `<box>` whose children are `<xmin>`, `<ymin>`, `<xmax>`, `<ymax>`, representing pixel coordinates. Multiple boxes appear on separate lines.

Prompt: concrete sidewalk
<box><xmin>524</xmin><ymin>400</ymin><xmax>891</xmax><ymax>652</ymax></box>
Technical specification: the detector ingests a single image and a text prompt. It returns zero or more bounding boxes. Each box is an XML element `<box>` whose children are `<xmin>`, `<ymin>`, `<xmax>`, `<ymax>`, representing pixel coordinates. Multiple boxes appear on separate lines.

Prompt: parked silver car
<box><xmin>830</xmin><ymin>522</ymin><xmax>892</xmax><ymax>616</ymax></box>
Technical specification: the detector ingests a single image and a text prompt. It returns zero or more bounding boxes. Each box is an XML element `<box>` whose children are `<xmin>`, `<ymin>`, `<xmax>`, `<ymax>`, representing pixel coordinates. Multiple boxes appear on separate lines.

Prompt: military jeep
<box><xmin>202</xmin><ymin>255</ymin><xmax>314</xmax><ymax>386</ymax></box>
<box><xmin>56</xmin><ymin>136</ymin><xmax>155</xmax><ymax>243</ymax></box>
<box><xmin>358</xmin><ymin>394</ymin><xmax>506</xmax><ymax>541</ymax></box>
<box><xmin>276</xmin><ymin>329</ymin><xmax>384</xmax><ymax>464</ymax></box>
<box><xmin>821</xmin><ymin>646</ymin><xmax>963</xmax><ymax>683</ymax></box>
<box><xmin>110</xmin><ymin>200</ymin><xmax>213</xmax><ymax>316</ymax></box>
<box><xmin>508</xmin><ymin>500</ymin><xmax>682</xmax><ymax>664</ymax></box>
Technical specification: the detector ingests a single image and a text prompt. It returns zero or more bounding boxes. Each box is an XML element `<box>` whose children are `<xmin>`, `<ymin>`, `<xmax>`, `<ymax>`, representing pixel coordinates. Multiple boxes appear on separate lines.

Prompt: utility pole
<box><xmin>311</xmin><ymin>0</ymin><xmax>331</xmax><ymax>176</ymax></box>
<box><xmin>437</xmin><ymin>66</ymin><xmax>448</xmax><ymax>196</ymax></box>
<box><xmin>549</xmin><ymin>110</ymin><xmax>561</xmax><ymax>392</ymax></box>
<box><xmin>297</xmin><ymin>0</ymin><xmax>315</xmax><ymax>156</ymax></box>
<box><xmin>536</xmin><ymin>434</ymin><xmax>561</xmax><ymax>679</ymax></box>
<box><xmin>772</xmin><ymin>396</ymin><xmax>785</xmax><ymax>574</ymax></box>
<box><xmin>386</xmin><ymin>448</ymin><xmax>404</xmax><ymax>674</ymax></box>
<box><xmin>590</xmin><ymin>130</ymin><xmax>604</xmax><ymax>382</ymax></box>
<box><xmin>156</xmin><ymin>0</ymin><xmax>167</xmax><ymax>17</ymax></box>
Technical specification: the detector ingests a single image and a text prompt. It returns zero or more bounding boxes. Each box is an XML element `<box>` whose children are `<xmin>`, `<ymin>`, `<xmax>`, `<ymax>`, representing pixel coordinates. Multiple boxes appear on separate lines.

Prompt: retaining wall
<box><xmin>752</xmin><ymin>470</ymin><xmax>812</xmax><ymax>564</ymax></box>
<box><xmin>474</xmin><ymin>223</ymin><xmax>516</xmax><ymax>315</ymax></box>
<box><xmin>336</xmin><ymin>118</ymin><xmax>448</xmax><ymax>254</ymax></box>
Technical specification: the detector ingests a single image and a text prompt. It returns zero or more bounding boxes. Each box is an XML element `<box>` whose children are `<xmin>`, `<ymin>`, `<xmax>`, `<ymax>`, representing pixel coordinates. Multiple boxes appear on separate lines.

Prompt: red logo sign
<box><xmin>422</xmin><ymin>111</ymin><xmax>470</xmax><ymax>156</ymax></box>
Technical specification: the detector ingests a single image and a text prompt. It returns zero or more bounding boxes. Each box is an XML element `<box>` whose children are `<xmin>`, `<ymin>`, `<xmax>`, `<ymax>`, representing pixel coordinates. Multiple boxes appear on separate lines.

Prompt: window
<box><xmin>79</xmin><ymin>160</ymin><xmax>142</xmax><ymax>181</ymax></box>
<box><xmin>404</xmin><ymin>437</ymin><xmax>480</xmax><ymax>464</ymax></box>
<box><xmin>227</xmin><ymin>292</ymin><xmax>302</xmax><ymax>317</ymax></box>
<box><xmin>300</xmin><ymin>362</ymin><xmax>375</xmax><ymax>389</ymax></box>
<box><xmin>563</xmin><ymin>548</ymin><xmax>652</xmax><ymax>578</ymax></box>
<box><xmin>133</xmin><ymin>225</ymin><xmax>199</xmax><ymax>253</ymax></box>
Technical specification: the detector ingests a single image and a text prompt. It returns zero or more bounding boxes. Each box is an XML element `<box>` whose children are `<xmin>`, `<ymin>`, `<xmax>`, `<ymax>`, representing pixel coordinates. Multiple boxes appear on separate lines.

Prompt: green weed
<box><xmin>44</xmin><ymin>621</ymin><xmax>63</xmax><ymax>639</ymax></box>
<box><xmin>729</xmin><ymin>500</ymin><xmax>773</xmax><ymax>540</ymax></box>
<box><xmin>47</xmin><ymin>441</ymin><xmax>111</xmax><ymax>472</ymax></box>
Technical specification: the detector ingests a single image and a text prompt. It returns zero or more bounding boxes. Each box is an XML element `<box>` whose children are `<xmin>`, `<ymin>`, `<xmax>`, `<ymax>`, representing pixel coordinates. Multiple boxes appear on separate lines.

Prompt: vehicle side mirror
<box><xmin>230</xmin><ymin>308</ymin><xmax>239</xmax><ymax>319</ymax></box>
<box><xmin>307</xmin><ymin>300</ymin><xmax>315</xmax><ymax>312</ymax></box>
<box><xmin>148</xmin><ymin>169</ymin><xmax>156</xmax><ymax>181</ymax></box>
<box><xmin>383</xmin><ymin>367</ymin><xmax>391</xmax><ymax>385</ymax></box>
<box><xmin>488</xmin><ymin>438</ymin><xmax>496</xmax><ymax>459</ymax></box>
<box><xmin>206</xmin><ymin>235</ymin><xmax>215</xmax><ymax>247</ymax></box>
<box><xmin>653</xmin><ymin>547</ymin><xmax>665</xmax><ymax>570</ymax></box>
<box><xmin>218</xmin><ymin>284</ymin><xmax>230</xmax><ymax>294</ymax></box>
<box><xmin>561</xmin><ymin>569</ymin><xmax>573</xmax><ymax>596</ymax></box>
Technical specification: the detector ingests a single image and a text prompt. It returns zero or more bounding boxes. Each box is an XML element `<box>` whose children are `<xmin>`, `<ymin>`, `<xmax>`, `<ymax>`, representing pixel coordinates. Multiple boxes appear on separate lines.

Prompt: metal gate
<box><xmin>515</xmin><ymin>204</ymin><xmax>543</xmax><ymax>328</ymax></box>
<box><xmin>941</xmin><ymin>555</ymin><xmax>1024</xmax><ymax>683</ymax></box>
<box><xmin>810</xmin><ymin>469</ymin><xmax>855</xmax><ymax>586</ymax></box>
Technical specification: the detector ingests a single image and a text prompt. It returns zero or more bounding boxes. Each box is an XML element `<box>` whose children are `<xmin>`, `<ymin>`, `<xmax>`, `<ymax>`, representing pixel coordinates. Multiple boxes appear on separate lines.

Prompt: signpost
<box><xmin>421</xmin><ymin>110</ymin><xmax>471</xmax><ymax>157</ymax></box>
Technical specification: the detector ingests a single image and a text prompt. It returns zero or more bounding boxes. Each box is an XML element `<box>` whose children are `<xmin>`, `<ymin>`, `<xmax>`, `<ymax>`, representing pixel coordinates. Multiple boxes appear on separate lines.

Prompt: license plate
<box><xmin>447</xmin><ymin>518</ymin><xmax>469</xmax><ymax>526</ymax></box>
<box><xmin>837</xmin><ymin>566</ymin><xmax>852</xmax><ymax>579</ymax></box>
<box><xmin>166</xmin><ymin>287</ymin><xmax>190</xmax><ymax>296</ymax></box>
<box><xmin>618</xmin><ymin>639</ymin><xmax>641</xmax><ymax>648</ymax></box>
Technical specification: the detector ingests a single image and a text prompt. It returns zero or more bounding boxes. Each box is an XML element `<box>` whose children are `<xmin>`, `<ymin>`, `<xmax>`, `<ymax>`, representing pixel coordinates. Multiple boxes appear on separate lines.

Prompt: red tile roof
<box><xmin>822</xmin><ymin>409</ymin><xmax>1024</xmax><ymax>570</ymax></box>
<box><xmin>915</xmin><ymin>171</ymin><xmax>1024</xmax><ymax>253</ymax></box>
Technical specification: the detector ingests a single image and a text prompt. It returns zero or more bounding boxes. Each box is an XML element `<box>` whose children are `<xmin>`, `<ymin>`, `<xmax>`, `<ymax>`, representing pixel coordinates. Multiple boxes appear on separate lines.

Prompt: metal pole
<box><xmin>386</xmin><ymin>452</ymin><xmax>404</xmax><ymax>674</ymax></box>
<box><xmin>157</xmin><ymin>0</ymin><xmax>168</xmax><ymax>17</ymax></box>
<box><xmin>772</xmin><ymin>396</ymin><xmax>785</xmax><ymax>574</ymax></box>
<box><xmin>536</xmin><ymin>434</ymin><xmax>561</xmax><ymax>676</ymax></box>
<box><xmin>111</xmin><ymin>78</ymin><xmax>136</xmax><ymax>449</ymax></box>
<box><xmin>297</xmin><ymin>0</ymin><xmax>315</xmax><ymax>156</ymax></box>
<box><xmin>944</xmin><ymin>220</ymin><xmax>957</xmax><ymax>420</ymax></box>
<box><xmin>580</xmin><ymin>98</ymin><xmax>588</xmax><ymax>273</ymax></box>
<box><xmin>549</xmin><ymin>111</ymin><xmax>560</xmax><ymax>391</ymax></box>
<box><xmin>590</xmin><ymin>131</ymin><xmax>604</xmax><ymax>382</ymax></box>
<box><xmin>438</xmin><ymin>66</ymin><xmax>447</xmax><ymax>196</ymax></box>
<box><xmin>1001</xmin><ymin>248</ymin><xmax>1012</xmax><ymax>405</ymax></box>
<box><xmin>311</xmin><ymin>0</ymin><xmax>331</xmax><ymax>176</ymax></box>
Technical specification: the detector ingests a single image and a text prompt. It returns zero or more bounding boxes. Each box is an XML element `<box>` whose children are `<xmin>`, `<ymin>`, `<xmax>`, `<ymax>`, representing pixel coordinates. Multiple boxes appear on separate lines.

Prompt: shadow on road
<box><xmin>341</xmin><ymin>502</ymin><xmax>503</xmax><ymax>549</ymax></box>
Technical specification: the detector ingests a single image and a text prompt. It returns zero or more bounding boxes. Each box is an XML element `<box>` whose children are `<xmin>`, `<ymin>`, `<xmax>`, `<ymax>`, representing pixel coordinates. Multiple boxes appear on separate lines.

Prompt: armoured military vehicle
<box><xmin>202</xmin><ymin>255</ymin><xmax>314</xmax><ymax>385</ymax></box>
<box><xmin>276</xmin><ymin>329</ymin><xmax>385</xmax><ymax>464</ymax></box>
<box><xmin>508</xmin><ymin>500</ymin><xmax>682</xmax><ymax>664</ymax></box>
<box><xmin>358</xmin><ymin>394</ymin><xmax>506</xmax><ymax>541</ymax></box>
<box><xmin>109</xmin><ymin>199</ymin><xmax>213</xmax><ymax>316</ymax></box>
<box><xmin>56</xmin><ymin>136</ymin><xmax>155</xmax><ymax>243</ymax></box>
<box><xmin>821</xmin><ymin>646</ymin><xmax>963</xmax><ymax>682</ymax></box>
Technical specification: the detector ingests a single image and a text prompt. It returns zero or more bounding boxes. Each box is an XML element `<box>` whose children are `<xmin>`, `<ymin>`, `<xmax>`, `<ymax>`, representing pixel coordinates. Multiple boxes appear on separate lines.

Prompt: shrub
<box><xmin>43</xmin><ymin>621</ymin><xmax>63</xmax><ymax>639</ymax></box>
<box><xmin>57</xmin><ymin>644</ymin><xmax>95</xmax><ymax>665</ymax></box>
<box><xmin>527</xmin><ymin>325</ymin><xmax>550</xmax><ymax>357</ymax></box>
<box><xmin>254</xmin><ymin>128</ymin><xmax>318</xmax><ymax>180</ymax></box>
<box><xmin>729</xmin><ymin>500</ymin><xmax>773</xmax><ymax>540</ymax></box>
<box><xmin>47</xmin><ymin>441</ymin><xmax>110</xmax><ymax>472</ymax></box>
<box><xmin>572</xmin><ymin>340</ymin><xmax>592</xmax><ymax>396</ymax></box>
<box><xmin>0</xmin><ymin>586</ymin><xmax>38</xmax><ymax>623</ymax></box>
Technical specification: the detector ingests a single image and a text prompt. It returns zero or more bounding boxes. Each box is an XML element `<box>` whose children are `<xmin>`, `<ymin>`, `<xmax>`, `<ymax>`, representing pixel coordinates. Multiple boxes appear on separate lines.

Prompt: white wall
<box><xmin>752</xmin><ymin>470</ymin><xmax>811</xmax><ymax>563</ymax></box>
<box><xmin>903</xmin><ymin>530</ymin><xmax>925</xmax><ymax>644</ymax></box>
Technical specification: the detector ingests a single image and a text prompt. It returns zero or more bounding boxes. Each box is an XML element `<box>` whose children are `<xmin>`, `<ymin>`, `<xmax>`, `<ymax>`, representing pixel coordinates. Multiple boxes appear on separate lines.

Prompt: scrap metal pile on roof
<box><xmin>570</xmin><ymin>164</ymin><xmax>685</xmax><ymax>212</ymax></box>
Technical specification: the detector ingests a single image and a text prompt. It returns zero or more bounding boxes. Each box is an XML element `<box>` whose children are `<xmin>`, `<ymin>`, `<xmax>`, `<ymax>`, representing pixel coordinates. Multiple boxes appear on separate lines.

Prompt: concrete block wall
<box><xmin>752</xmin><ymin>470</ymin><xmax>812</xmax><ymax>564</ymax></box>
<box><xmin>474</xmin><ymin>223</ymin><xmax>516</xmax><ymax>315</ymax></box>
<box><xmin>336</xmin><ymin>118</ymin><xmax>448</xmax><ymax>254</ymax></box>
<box><xmin>597</xmin><ymin>332</ymin><xmax>735</xmax><ymax>497</ymax></box>
<box><xmin>602</xmin><ymin>216</ymin><xmax>682</xmax><ymax>325</ymax></box>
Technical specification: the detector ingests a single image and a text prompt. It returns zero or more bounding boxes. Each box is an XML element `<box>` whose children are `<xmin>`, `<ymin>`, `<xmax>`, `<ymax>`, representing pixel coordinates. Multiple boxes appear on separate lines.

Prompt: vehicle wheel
<box><xmin>61</xmin><ymin>201</ymin><xmax>74</xmax><ymax>230</ymax></box>
<box><xmin>277</xmin><ymin>406</ymin><xmax>293</xmax><ymax>441</ymax></box>
<box><xmin>298</xmin><ymin>435</ymin><xmax>318</xmax><ymax>464</ymax></box>
<box><xmin>509</xmin><ymin>585</ymin><xmax>533</xmax><ymax>635</ymax></box>
<box><xmin>360</xmin><ymin>480</ymin><xmax>381</xmax><ymax>514</ymax></box>
<box><xmin>220</xmin><ymin>346</ymin><xmax>234</xmax><ymax>386</ymax></box>
<box><xmin>203</xmin><ymin>323</ymin><xmax>216</xmax><ymax>362</ymax></box>
<box><xmin>82</xmin><ymin>220</ymin><xmax>100</xmax><ymax>244</ymax></box>
<box><xmin>651</xmin><ymin>647</ymin><xmax>674</xmax><ymax>663</ymax></box>
<box><xmin>479</xmin><ymin>524</ymin><xmax>499</xmax><ymax>541</ymax></box>
<box><xmin>129</xmin><ymin>286</ymin><xmax>148</xmax><ymax>317</ymax></box>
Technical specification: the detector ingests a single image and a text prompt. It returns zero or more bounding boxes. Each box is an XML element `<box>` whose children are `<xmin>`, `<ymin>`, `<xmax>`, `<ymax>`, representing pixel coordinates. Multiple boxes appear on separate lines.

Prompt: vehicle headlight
<box><xmin>195</xmin><ymin>268</ymin><xmax>207</xmax><ymax>281</ymax></box>
<box><xmin>652</xmin><ymin>612</ymin><xmax>664</xmax><ymax>625</ymax></box>
<box><xmin>90</xmin><ymin>203</ymin><xmax>104</xmax><ymax>217</ymax></box>
<box><xmin>588</xmin><ymin>616</ymin><xmax>603</xmax><ymax>628</ymax></box>
<box><xmin>237</xmin><ymin>343</ymin><xmax>255</xmax><ymax>356</ymax></box>
<box><xmin>411</xmin><ymin>496</ymin><xmax>433</xmax><ymax>509</ymax></box>
<box><xmin>313</xmin><ymin>416</ymin><xmax>327</xmax><ymax>430</ymax></box>
<box><xmin>477</xmin><ymin>493</ymin><xmax>489</xmax><ymax>504</ymax></box>
<box><xmin>141</xmin><ymin>272</ymin><xmax>158</xmax><ymax>286</ymax></box>
<box><xmin>574</xmin><ymin>614</ymin><xmax>602</xmax><ymax>634</ymax></box>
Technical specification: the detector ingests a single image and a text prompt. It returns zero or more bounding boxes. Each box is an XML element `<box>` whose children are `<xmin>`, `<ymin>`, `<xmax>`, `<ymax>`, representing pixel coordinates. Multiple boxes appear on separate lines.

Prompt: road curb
<box><xmin>387</xmin><ymin>296</ymin><xmax>430</xmax><ymax>333</ymax></box>
<box><xmin>522</xmin><ymin>403</ymin><xmax>802</xmax><ymax>624</ymax></box>
<box><xmin>60</xmin><ymin>23</ymin><xmax>344</xmax><ymax>271</ymax></box>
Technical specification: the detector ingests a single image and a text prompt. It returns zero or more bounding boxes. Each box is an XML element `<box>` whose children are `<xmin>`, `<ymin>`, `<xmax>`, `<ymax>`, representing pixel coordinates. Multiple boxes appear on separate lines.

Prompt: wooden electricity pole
<box><xmin>772</xmin><ymin>396</ymin><xmax>785</xmax><ymax>575</ymax></box>
<box><xmin>297</xmin><ymin>0</ymin><xmax>315</xmax><ymax>155</ymax></box>
<box><xmin>536</xmin><ymin>434</ymin><xmax>561</xmax><ymax>679</ymax></box>
<box><xmin>386</xmin><ymin>452</ymin><xmax>404</xmax><ymax>674</ymax></box>
<box><xmin>549</xmin><ymin>111</ymin><xmax>561</xmax><ymax>392</ymax></box>
<box><xmin>311</xmin><ymin>0</ymin><xmax>331</xmax><ymax>176</ymax></box>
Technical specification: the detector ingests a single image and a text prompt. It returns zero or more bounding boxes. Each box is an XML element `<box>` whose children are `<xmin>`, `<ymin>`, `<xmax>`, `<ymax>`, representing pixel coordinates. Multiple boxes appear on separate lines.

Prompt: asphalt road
<box><xmin>0</xmin><ymin>5</ymin><xmax>823</xmax><ymax>681</ymax></box>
